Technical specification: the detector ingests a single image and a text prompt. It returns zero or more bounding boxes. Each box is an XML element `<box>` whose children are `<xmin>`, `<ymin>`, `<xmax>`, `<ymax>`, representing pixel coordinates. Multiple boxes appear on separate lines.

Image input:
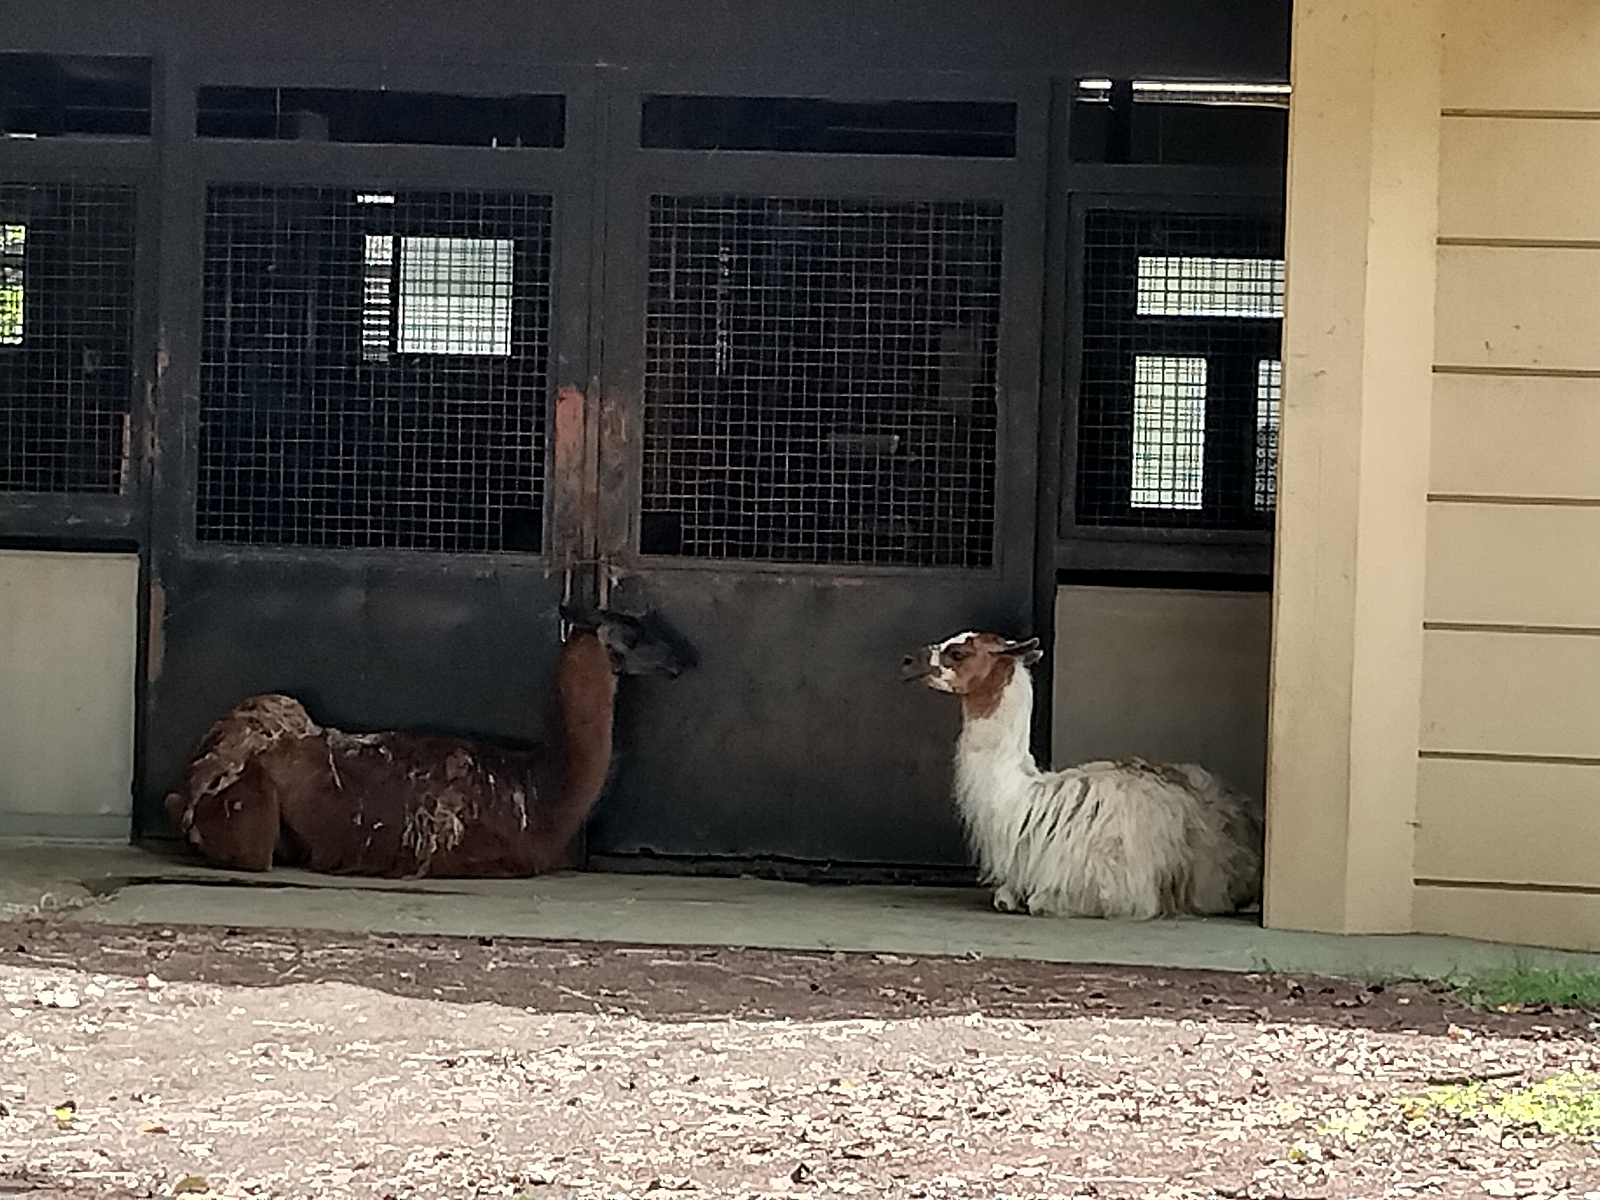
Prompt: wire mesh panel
<box><xmin>641</xmin><ymin>196</ymin><xmax>1002</xmax><ymax>567</ymax></box>
<box><xmin>1254</xmin><ymin>356</ymin><xmax>1281</xmax><ymax>512</ymax></box>
<box><xmin>0</xmin><ymin>183</ymin><xmax>137</xmax><ymax>494</ymax></box>
<box><xmin>1075</xmin><ymin>208</ymin><xmax>1283</xmax><ymax>530</ymax></box>
<box><xmin>197</xmin><ymin>187</ymin><xmax>552</xmax><ymax>553</ymax></box>
<box><xmin>1130</xmin><ymin>355</ymin><xmax>1206</xmax><ymax>510</ymax></box>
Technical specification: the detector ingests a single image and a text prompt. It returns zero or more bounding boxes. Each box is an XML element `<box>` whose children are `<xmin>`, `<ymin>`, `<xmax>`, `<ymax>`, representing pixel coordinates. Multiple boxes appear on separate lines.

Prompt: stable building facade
<box><xmin>1</xmin><ymin>0</ymin><xmax>1595</xmax><ymax>951</ymax></box>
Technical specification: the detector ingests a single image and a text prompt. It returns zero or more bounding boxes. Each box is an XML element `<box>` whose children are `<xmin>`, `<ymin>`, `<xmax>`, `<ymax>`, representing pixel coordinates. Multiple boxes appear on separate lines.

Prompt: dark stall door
<box><xmin>583</xmin><ymin>79</ymin><xmax>1048</xmax><ymax>872</ymax></box>
<box><xmin>141</xmin><ymin>68</ymin><xmax>1047</xmax><ymax>876</ymax></box>
<box><xmin>141</xmin><ymin>118</ymin><xmax>594</xmax><ymax>832</ymax></box>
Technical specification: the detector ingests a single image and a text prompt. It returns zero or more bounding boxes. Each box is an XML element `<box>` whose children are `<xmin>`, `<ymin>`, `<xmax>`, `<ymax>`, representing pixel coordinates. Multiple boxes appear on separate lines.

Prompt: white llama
<box><xmin>903</xmin><ymin>630</ymin><xmax>1263</xmax><ymax>919</ymax></box>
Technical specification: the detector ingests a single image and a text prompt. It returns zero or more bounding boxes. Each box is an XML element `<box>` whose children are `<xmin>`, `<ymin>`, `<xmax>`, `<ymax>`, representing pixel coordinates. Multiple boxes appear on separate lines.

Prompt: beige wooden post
<box><xmin>1265</xmin><ymin>0</ymin><xmax>1443</xmax><ymax>933</ymax></box>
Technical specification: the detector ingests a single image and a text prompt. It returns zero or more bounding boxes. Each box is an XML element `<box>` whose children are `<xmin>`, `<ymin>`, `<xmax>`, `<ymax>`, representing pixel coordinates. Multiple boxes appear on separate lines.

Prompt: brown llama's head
<box><xmin>563</xmin><ymin>605</ymin><xmax>693</xmax><ymax>678</ymax></box>
<box><xmin>901</xmin><ymin>630</ymin><xmax>1041</xmax><ymax>705</ymax></box>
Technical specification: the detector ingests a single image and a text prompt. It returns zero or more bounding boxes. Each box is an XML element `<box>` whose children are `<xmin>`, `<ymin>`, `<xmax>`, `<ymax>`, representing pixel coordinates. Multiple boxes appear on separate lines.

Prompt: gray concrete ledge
<box><xmin>3</xmin><ymin>840</ymin><xmax>1599</xmax><ymax>982</ymax></box>
<box><xmin>0</xmin><ymin>813</ymin><xmax>134</xmax><ymax>840</ymax></box>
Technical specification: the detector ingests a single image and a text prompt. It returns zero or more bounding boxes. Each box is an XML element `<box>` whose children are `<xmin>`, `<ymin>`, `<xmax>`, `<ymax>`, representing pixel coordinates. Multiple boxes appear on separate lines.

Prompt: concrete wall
<box><xmin>0</xmin><ymin>550</ymin><xmax>139</xmax><ymax>838</ymax></box>
<box><xmin>1413</xmin><ymin>0</ymin><xmax>1600</xmax><ymax>948</ymax></box>
<box><xmin>1052</xmin><ymin>586</ymin><xmax>1271</xmax><ymax>805</ymax></box>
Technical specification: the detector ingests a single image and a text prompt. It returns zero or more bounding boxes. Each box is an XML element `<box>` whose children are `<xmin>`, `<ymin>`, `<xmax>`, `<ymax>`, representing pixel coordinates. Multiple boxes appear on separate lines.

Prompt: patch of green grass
<box><xmin>1409</xmin><ymin>1071</ymin><xmax>1600</xmax><ymax>1138</ymax></box>
<box><xmin>1319</xmin><ymin>1071</ymin><xmax>1600</xmax><ymax>1143</ymax></box>
<box><xmin>1447</xmin><ymin>965</ymin><xmax>1600</xmax><ymax>1011</ymax></box>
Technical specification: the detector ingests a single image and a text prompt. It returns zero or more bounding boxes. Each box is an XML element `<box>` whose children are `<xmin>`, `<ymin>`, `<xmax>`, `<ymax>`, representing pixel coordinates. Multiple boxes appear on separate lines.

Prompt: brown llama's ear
<box><xmin>559</xmin><ymin>601</ymin><xmax>601</xmax><ymax>630</ymax></box>
<box><xmin>1000</xmin><ymin>637</ymin><xmax>1043</xmax><ymax>666</ymax></box>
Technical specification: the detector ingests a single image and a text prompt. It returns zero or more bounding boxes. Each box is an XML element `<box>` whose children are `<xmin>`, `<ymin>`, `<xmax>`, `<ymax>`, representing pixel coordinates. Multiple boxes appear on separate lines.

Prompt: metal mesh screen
<box><xmin>0</xmin><ymin>183</ymin><xmax>136</xmax><ymax>493</ymax></box>
<box><xmin>641</xmin><ymin>196</ymin><xmax>1002</xmax><ymax>567</ymax></box>
<box><xmin>1254</xmin><ymin>357</ymin><xmax>1280</xmax><ymax>511</ymax></box>
<box><xmin>1075</xmin><ymin>208</ymin><xmax>1283</xmax><ymax>530</ymax></box>
<box><xmin>197</xmin><ymin>186</ymin><xmax>552</xmax><ymax>553</ymax></box>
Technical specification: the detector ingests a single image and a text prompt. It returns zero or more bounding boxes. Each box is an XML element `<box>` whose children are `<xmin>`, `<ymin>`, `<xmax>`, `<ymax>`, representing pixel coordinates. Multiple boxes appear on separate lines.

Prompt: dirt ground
<box><xmin>1</xmin><ymin>919</ymin><xmax>1597</xmax><ymax>1200</ymax></box>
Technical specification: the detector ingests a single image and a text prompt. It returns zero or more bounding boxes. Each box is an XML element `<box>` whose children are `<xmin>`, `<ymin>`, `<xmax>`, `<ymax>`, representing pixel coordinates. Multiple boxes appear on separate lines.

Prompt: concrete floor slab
<box><xmin>4</xmin><ymin>839</ymin><xmax>1599</xmax><ymax>981</ymax></box>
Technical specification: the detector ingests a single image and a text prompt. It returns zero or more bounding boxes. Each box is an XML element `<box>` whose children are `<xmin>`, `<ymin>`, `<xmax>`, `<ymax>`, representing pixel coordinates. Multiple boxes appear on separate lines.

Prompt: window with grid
<box><xmin>0</xmin><ymin>183</ymin><xmax>137</xmax><ymax>494</ymax></box>
<box><xmin>1</xmin><ymin>224</ymin><xmax>23</xmax><ymax>345</ymax></box>
<box><xmin>641</xmin><ymin>195</ymin><xmax>1003</xmax><ymax>567</ymax></box>
<box><xmin>196</xmin><ymin>187</ymin><xmax>552</xmax><ymax>553</ymax></box>
<box><xmin>1075</xmin><ymin>208</ymin><xmax>1283</xmax><ymax>530</ymax></box>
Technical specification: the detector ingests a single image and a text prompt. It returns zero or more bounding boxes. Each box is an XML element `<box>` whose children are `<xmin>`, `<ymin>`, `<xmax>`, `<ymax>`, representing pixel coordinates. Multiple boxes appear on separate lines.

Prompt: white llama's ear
<box><xmin>1001</xmin><ymin>637</ymin><xmax>1042</xmax><ymax>666</ymax></box>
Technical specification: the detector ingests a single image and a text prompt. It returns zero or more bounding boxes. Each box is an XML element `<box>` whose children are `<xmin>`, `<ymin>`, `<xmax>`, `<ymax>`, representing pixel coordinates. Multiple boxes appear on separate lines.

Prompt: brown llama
<box><xmin>164</xmin><ymin>608</ymin><xmax>688</xmax><ymax>878</ymax></box>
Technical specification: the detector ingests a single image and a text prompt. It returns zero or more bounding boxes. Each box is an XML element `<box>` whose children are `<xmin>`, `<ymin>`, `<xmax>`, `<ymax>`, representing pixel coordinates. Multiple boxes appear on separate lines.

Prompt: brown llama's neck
<box><xmin>540</xmin><ymin>629</ymin><xmax>619</xmax><ymax>855</ymax></box>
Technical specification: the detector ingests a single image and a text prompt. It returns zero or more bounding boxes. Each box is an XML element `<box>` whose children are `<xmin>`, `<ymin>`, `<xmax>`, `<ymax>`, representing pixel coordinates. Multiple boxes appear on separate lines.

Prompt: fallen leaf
<box><xmin>172</xmin><ymin>1175</ymin><xmax>208</xmax><ymax>1195</ymax></box>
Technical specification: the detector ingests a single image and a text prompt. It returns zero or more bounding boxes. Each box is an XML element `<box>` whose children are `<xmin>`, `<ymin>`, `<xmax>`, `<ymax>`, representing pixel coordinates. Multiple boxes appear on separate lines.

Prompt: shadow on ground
<box><xmin>2</xmin><ymin>917</ymin><xmax>1594</xmax><ymax>1039</ymax></box>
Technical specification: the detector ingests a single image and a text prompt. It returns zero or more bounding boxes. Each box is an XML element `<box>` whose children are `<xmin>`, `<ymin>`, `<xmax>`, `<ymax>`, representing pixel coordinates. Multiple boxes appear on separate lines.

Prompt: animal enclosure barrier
<box><xmin>196</xmin><ymin>187</ymin><xmax>554</xmax><ymax>553</ymax></box>
<box><xmin>0</xmin><ymin>183</ymin><xmax>137</xmax><ymax>494</ymax></box>
<box><xmin>0</xmin><ymin>0</ymin><xmax>1291</xmax><ymax>868</ymax></box>
<box><xmin>1074</xmin><ymin>209</ymin><xmax>1284</xmax><ymax>530</ymax></box>
<box><xmin>639</xmin><ymin>195</ymin><xmax>1003</xmax><ymax>568</ymax></box>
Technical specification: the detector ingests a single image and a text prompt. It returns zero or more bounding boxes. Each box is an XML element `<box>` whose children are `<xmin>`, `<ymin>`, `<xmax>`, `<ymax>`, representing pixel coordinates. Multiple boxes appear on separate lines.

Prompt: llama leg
<box><xmin>992</xmin><ymin>884</ymin><xmax>1026</xmax><ymax>913</ymax></box>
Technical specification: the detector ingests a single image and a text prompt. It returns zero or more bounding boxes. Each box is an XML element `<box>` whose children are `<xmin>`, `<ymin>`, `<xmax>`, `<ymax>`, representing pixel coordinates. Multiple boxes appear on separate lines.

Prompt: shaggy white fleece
<box><xmin>955</xmin><ymin>663</ymin><xmax>1263</xmax><ymax>919</ymax></box>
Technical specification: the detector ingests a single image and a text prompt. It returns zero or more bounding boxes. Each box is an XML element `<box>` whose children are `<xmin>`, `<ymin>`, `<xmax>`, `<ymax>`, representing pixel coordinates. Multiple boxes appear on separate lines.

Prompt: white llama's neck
<box><xmin>955</xmin><ymin>665</ymin><xmax>1039</xmax><ymax>785</ymax></box>
<box><xmin>951</xmin><ymin>665</ymin><xmax>1041</xmax><ymax>877</ymax></box>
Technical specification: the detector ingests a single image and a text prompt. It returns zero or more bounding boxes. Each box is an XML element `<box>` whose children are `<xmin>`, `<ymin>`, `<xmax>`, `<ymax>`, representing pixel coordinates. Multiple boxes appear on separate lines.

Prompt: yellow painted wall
<box><xmin>1052</xmin><ymin>587</ymin><xmax>1272</xmax><ymax>804</ymax></box>
<box><xmin>1274</xmin><ymin>0</ymin><xmax>1600</xmax><ymax>951</ymax></box>
<box><xmin>1416</xmin><ymin>0</ymin><xmax>1600</xmax><ymax>948</ymax></box>
<box><xmin>0</xmin><ymin>551</ymin><xmax>139</xmax><ymax>838</ymax></box>
<box><xmin>1266</xmin><ymin>0</ymin><xmax>1441</xmax><ymax>935</ymax></box>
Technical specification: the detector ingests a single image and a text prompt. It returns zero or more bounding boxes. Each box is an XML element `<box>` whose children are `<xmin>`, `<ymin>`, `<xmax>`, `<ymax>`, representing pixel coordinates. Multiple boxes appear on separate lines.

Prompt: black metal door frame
<box><xmin>0</xmin><ymin>136</ymin><xmax>159</xmax><ymax>546</ymax></box>
<box><xmin>0</xmin><ymin>124</ymin><xmax>162</xmax><ymax>830</ymax></box>
<box><xmin>1042</xmin><ymin>169</ymin><xmax>1287</xmax><ymax>581</ymax></box>
<box><xmin>136</xmin><ymin>57</ymin><xmax>606</xmax><ymax>834</ymax></box>
<box><xmin>570</xmin><ymin>66</ymin><xmax>1051</xmax><ymax>870</ymax></box>
<box><xmin>0</xmin><ymin>0</ymin><xmax>1293</xmax><ymax>861</ymax></box>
